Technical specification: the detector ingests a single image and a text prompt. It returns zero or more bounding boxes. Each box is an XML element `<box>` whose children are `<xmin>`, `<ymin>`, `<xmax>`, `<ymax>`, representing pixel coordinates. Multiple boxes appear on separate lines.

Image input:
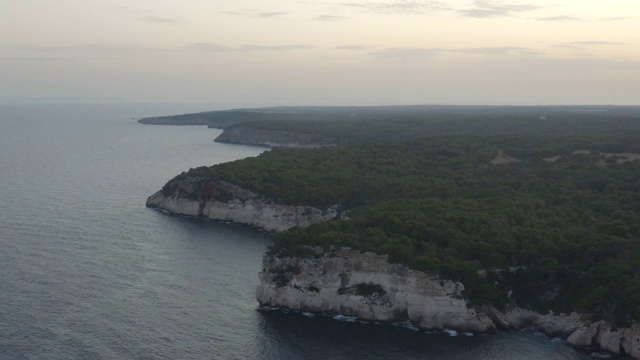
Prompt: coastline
<box><xmin>144</xmin><ymin>125</ymin><xmax>640</xmax><ymax>359</ymax></box>
<box><xmin>147</xmin><ymin>178</ymin><xmax>640</xmax><ymax>359</ymax></box>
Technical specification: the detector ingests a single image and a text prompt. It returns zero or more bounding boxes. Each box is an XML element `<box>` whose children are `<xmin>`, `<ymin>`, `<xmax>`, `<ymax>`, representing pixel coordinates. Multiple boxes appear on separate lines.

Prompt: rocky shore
<box><xmin>256</xmin><ymin>248</ymin><xmax>640</xmax><ymax>358</ymax></box>
<box><xmin>148</xmin><ymin>177</ymin><xmax>640</xmax><ymax>358</ymax></box>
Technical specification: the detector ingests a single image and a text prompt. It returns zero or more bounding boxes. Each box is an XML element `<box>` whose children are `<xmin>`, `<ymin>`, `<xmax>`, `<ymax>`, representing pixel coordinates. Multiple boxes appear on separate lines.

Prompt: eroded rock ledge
<box><xmin>146</xmin><ymin>177</ymin><xmax>337</xmax><ymax>232</ymax></box>
<box><xmin>257</xmin><ymin>248</ymin><xmax>640</xmax><ymax>358</ymax></box>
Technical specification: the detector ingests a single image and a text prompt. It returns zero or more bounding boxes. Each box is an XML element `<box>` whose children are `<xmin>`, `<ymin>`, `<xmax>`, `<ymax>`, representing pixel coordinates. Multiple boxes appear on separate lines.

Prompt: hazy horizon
<box><xmin>2</xmin><ymin>1</ymin><xmax>639</xmax><ymax>106</ymax></box>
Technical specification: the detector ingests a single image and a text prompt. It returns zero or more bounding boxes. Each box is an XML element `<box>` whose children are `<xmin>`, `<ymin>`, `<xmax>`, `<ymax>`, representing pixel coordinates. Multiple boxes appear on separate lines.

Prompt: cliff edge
<box><xmin>257</xmin><ymin>248</ymin><xmax>640</xmax><ymax>358</ymax></box>
<box><xmin>257</xmin><ymin>247</ymin><xmax>495</xmax><ymax>332</ymax></box>
<box><xmin>146</xmin><ymin>177</ymin><xmax>337</xmax><ymax>232</ymax></box>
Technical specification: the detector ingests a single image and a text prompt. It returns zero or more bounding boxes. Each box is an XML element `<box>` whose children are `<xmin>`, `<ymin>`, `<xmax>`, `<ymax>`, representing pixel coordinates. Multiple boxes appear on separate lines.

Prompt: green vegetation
<box><xmin>158</xmin><ymin>107</ymin><xmax>640</xmax><ymax>326</ymax></box>
<box><xmin>237</xmin><ymin>108</ymin><xmax>640</xmax><ymax>145</ymax></box>
<box><xmin>141</xmin><ymin>105</ymin><xmax>640</xmax><ymax>145</ymax></box>
<box><xmin>138</xmin><ymin>105</ymin><xmax>640</xmax><ymax>143</ymax></box>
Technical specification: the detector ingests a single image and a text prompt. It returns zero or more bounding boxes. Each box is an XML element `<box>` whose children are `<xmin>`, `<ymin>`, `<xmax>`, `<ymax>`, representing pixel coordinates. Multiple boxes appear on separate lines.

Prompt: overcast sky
<box><xmin>1</xmin><ymin>0</ymin><xmax>639</xmax><ymax>106</ymax></box>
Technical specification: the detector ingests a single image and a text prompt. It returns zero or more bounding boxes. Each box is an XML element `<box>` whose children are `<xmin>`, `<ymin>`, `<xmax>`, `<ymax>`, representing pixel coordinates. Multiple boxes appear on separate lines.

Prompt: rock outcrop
<box><xmin>257</xmin><ymin>248</ymin><xmax>640</xmax><ymax>358</ymax></box>
<box><xmin>488</xmin><ymin>307</ymin><xmax>584</xmax><ymax>338</ymax></box>
<box><xmin>566</xmin><ymin>322</ymin><xmax>640</xmax><ymax>358</ymax></box>
<box><xmin>146</xmin><ymin>177</ymin><xmax>337</xmax><ymax>232</ymax></box>
<box><xmin>214</xmin><ymin>125</ymin><xmax>335</xmax><ymax>148</ymax></box>
<box><xmin>256</xmin><ymin>248</ymin><xmax>496</xmax><ymax>332</ymax></box>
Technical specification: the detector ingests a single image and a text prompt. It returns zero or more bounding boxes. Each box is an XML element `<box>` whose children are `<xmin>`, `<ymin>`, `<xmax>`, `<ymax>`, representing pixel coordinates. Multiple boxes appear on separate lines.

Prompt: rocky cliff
<box><xmin>146</xmin><ymin>177</ymin><xmax>337</xmax><ymax>232</ymax></box>
<box><xmin>213</xmin><ymin>125</ymin><xmax>335</xmax><ymax>148</ymax></box>
<box><xmin>257</xmin><ymin>248</ymin><xmax>640</xmax><ymax>358</ymax></box>
<box><xmin>257</xmin><ymin>248</ymin><xmax>496</xmax><ymax>332</ymax></box>
<box><xmin>147</xmin><ymin>176</ymin><xmax>640</xmax><ymax>358</ymax></box>
<box><xmin>567</xmin><ymin>321</ymin><xmax>640</xmax><ymax>358</ymax></box>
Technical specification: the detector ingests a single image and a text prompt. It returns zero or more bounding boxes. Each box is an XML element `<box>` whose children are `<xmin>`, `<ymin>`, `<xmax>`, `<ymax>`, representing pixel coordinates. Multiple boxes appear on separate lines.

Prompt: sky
<box><xmin>1</xmin><ymin>0</ymin><xmax>639</xmax><ymax>106</ymax></box>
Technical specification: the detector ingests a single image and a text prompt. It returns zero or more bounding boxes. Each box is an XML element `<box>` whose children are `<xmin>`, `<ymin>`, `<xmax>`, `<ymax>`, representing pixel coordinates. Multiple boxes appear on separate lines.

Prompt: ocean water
<box><xmin>0</xmin><ymin>104</ymin><xmax>604</xmax><ymax>359</ymax></box>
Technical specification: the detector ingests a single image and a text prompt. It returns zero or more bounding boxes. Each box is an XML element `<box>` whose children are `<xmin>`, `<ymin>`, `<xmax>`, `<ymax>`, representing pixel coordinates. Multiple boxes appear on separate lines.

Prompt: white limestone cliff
<box><xmin>566</xmin><ymin>321</ymin><xmax>640</xmax><ymax>358</ymax></box>
<box><xmin>486</xmin><ymin>307</ymin><xmax>586</xmax><ymax>338</ymax></box>
<box><xmin>256</xmin><ymin>248</ymin><xmax>496</xmax><ymax>332</ymax></box>
<box><xmin>257</xmin><ymin>248</ymin><xmax>640</xmax><ymax>358</ymax></box>
<box><xmin>146</xmin><ymin>178</ymin><xmax>337</xmax><ymax>232</ymax></box>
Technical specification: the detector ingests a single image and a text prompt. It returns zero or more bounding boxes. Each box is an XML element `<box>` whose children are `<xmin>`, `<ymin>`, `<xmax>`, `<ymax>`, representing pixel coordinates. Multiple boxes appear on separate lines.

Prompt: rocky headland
<box><xmin>148</xmin><ymin>176</ymin><xmax>640</xmax><ymax>358</ymax></box>
<box><xmin>146</xmin><ymin>177</ymin><xmax>338</xmax><ymax>232</ymax></box>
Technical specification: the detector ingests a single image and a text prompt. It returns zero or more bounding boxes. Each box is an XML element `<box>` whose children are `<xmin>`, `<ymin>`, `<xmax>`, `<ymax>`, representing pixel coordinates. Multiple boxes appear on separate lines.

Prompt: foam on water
<box><xmin>333</xmin><ymin>315</ymin><xmax>359</xmax><ymax>322</ymax></box>
<box><xmin>399</xmin><ymin>321</ymin><xmax>420</xmax><ymax>331</ymax></box>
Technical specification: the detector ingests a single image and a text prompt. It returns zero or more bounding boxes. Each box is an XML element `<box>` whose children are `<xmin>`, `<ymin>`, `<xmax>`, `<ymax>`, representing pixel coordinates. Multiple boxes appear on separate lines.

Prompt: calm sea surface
<box><xmin>0</xmin><ymin>104</ymin><xmax>608</xmax><ymax>359</ymax></box>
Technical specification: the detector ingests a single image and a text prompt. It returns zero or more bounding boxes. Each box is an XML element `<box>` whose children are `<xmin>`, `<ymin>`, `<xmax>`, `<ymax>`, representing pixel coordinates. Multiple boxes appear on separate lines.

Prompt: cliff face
<box><xmin>146</xmin><ymin>177</ymin><xmax>337</xmax><ymax>232</ymax></box>
<box><xmin>256</xmin><ymin>248</ymin><xmax>496</xmax><ymax>332</ymax></box>
<box><xmin>257</xmin><ymin>248</ymin><xmax>640</xmax><ymax>358</ymax></box>
<box><xmin>567</xmin><ymin>322</ymin><xmax>640</xmax><ymax>358</ymax></box>
<box><xmin>213</xmin><ymin>125</ymin><xmax>335</xmax><ymax>148</ymax></box>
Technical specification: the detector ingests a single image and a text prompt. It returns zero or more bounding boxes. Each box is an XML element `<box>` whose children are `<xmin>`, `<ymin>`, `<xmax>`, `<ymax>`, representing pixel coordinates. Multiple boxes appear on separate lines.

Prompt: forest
<box><xmin>140</xmin><ymin>105</ymin><xmax>640</xmax><ymax>144</ymax></box>
<box><xmin>160</xmin><ymin>109</ymin><xmax>640</xmax><ymax>326</ymax></box>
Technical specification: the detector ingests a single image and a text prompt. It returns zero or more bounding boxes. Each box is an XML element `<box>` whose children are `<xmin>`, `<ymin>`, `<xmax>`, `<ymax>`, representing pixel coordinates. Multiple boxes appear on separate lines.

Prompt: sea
<box><xmin>0</xmin><ymin>104</ymin><xmax>612</xmax><ymax>359</ymax></box>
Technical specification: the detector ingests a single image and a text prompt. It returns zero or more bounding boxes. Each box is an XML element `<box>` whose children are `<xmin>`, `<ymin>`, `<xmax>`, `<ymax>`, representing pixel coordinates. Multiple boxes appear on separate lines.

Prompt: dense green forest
<box><xmin>227</xmin><ymin>107</ymin><xmax>640</xmax><ymax>145</ymax></box>
<box><xmin>159</xmin><ymin>111</ymin><xmax>640</xmax><ymax>325</ymax></box>
<box><xmin>141</xmin><ymin>105</ymin><xmax>640</xmax><ymax>144</ymax></box>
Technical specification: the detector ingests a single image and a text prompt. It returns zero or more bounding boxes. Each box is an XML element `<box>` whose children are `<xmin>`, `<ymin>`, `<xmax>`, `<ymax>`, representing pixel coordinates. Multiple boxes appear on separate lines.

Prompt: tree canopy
<box><xmin>161</xmin><ymin>116</ymin><xmax>640</xmax><ymax>325</ymax></box>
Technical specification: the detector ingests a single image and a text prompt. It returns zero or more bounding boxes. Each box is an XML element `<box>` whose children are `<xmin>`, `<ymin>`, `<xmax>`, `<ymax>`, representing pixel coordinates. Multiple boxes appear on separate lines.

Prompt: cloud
<box><xmin>568</xmin><ymin>41</ymin><xmax>627</xmax><ymax>46</ymax></box>
<box><xmin>370</xmin><ymin>46</ymin><xmax>539</xmax><ymax>60</ymax></box>
<box><xmin>298</xmin><ymin>1</ymin><xmax>449</xmax><ymax>16</ymax></box>
<box><xmin>10</xmin><ymin>44</ymin><xmax>155</xmax><ymax>54</ymax></box>
<box><xmin>316</xmin><ymin>14</ymin><xmax>348</xmax><ymax>21</ymax></box>
<box><xmin>370</xmin><ymin>47</ymin><xmax>445</xmax><ymax>59</ymax></box>
<box><xmin>242</xmin><ymin>44</ymin><xmax>313</xmax><ymax>51</ymax></box>
<box><xmin>598</xmin><ymin>16</ymin><xmax>630</xmax><ymax>22</ymax></box>
<box><xmin>458</xmin><ymin>46</ymin><xmax>539</xmax><ymax>56</ymax></box>
<box><xmin>259</xmin><ymin>12</ymin><xmax>288</xmax><ymax>18</ymax></box>
<box><xmin>182</xmin><ymin>43</ymin><xmax>230</xmax><ymax>52</ymax></box>
<box><xmin>139</xmin><ymin>16</ymin><xmax>185</xmax><ymax>24</ymax></box>
<box><xmin>336</xmin><ymin>45</ymin><xmax>370</xmax><ymax>50</ymax></box>
<box><xmin>341</xmin><ymin>0</ymin><xmax>449</xmax><ymax>14</ymax></box>
<box><xmin>536</xmin><ymin>15</ymin><xmax>581</xmax><ymax>22</ymax></box>
<box><xmin>220</xmin><ymin>9</ymin><xmax>288</xmax><ymax>18</ymax></box>
<box><xmin>184</xmin><ymin>43</ymin><xmax>313</xmax><ymax>52</ymax></box>
<box><xmin>534</xmin><ymin>15</ymin><xmax>631</xmax><ymax>22</ymax></box>
<box><xmin>6</xmin><ymin>42</ymin><xmax>313</xmax><ymax>62</ymax></box>
<box><xmin>457</xmin><ymin>1</ymin><xmax>538</xmax><ymax>18</ymax></box>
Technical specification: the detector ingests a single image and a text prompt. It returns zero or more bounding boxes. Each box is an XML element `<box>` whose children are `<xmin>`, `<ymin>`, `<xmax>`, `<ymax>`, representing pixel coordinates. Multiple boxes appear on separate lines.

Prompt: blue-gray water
<box><xmin>0</xmin><ymin>104</ymin><xmax>607</xmax><ymax>359</ymax></box>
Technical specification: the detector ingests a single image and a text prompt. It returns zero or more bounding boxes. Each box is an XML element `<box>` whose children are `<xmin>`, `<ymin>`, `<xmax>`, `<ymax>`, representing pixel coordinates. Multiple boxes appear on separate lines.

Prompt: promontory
<box><xmin>143</xmin><ymin>105</ymin><xmax>640</xmax><ymax>358</ymax></box>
